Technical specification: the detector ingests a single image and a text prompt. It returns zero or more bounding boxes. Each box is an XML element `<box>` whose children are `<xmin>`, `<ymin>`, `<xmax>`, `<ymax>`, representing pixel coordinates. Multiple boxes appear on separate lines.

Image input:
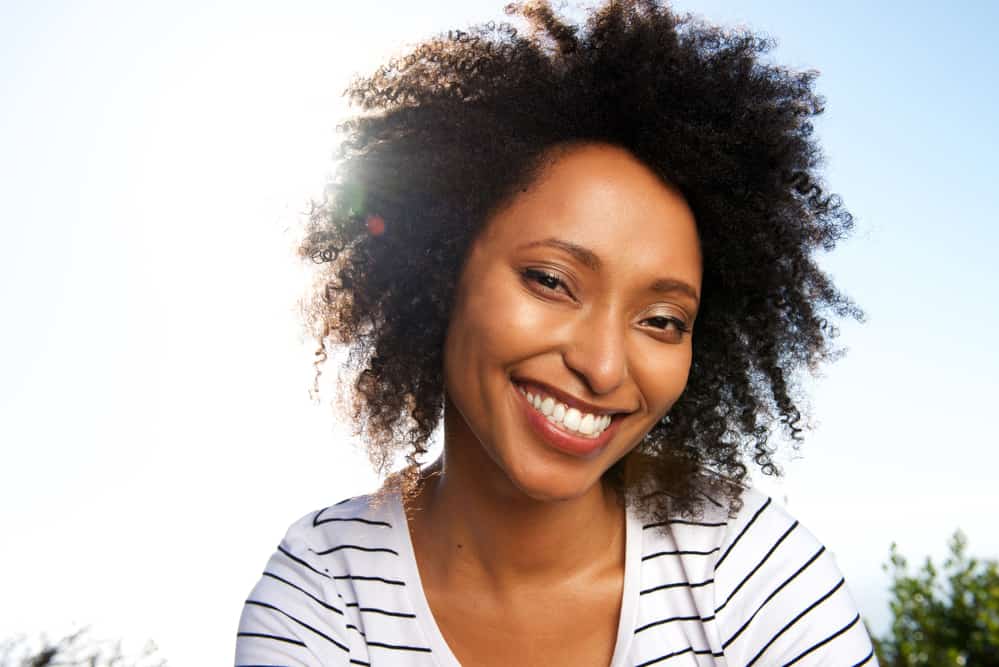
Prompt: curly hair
<box><xmin>299</xmin><ymin>0</ymin><xmax>864</xmax><ymax>521</ymax></box>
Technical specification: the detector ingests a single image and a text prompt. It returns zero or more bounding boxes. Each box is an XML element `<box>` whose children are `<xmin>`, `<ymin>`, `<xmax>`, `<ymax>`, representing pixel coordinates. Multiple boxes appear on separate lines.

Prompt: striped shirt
<box><xmin>235</xmin><ymin>486</ymin><xmax>876</xmax><ymax>666</ymax></box>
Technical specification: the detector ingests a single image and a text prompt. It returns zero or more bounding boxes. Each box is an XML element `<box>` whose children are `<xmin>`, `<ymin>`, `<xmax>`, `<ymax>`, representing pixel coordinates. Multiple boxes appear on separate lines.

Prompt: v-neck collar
<box><xmin>388</xmin><ymin>490</ymin><xmax>641</xmax><ymax>666</ymax></box>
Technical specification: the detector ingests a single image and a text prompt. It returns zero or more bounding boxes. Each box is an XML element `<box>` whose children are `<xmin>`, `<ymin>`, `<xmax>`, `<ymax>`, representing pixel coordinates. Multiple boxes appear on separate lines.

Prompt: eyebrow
<box><xmin>517</xmin><ymin>237</ymin><xmax>700</xmax><ymax>304</ymax></box>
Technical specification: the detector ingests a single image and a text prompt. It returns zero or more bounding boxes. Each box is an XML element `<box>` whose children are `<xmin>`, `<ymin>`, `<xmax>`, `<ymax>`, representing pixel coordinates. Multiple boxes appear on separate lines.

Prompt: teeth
<box><xmin>540</xmin><ymin>396</ymin><xmax>555</xmax><ymax>416</ymax></box>
<box><xmin>563</xmin><ymin>407</ymin><xmax>581</xmax><ymax>430</ymax></box>
<box><xmin>517</xmin><ymin>383</ymin><xmax>613</xmax><ymax>438</ymax></box>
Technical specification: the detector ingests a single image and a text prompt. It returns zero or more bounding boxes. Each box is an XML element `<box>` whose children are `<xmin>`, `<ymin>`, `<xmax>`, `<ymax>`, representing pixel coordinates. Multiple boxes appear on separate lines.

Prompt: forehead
<box><xmin>477</xmin><ymin>143</ymin><xmax>702</xmax><ymax>287</ymax></box>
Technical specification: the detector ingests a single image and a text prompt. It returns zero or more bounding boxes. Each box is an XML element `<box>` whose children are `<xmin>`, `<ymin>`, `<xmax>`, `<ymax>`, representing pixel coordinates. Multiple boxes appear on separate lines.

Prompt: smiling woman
<box><xmin>439</xmin><ymin>144</ymin><xmax>701</xmax><ymax>502</ymax></box>
<box><xmin>235</xmin><ymin>1</ymin><xmax>874</xmax><ymax>665</ymax></box>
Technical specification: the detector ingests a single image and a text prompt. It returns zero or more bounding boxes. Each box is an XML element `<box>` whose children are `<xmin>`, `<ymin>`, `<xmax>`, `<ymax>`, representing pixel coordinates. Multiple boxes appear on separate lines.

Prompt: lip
<box><xmin>512</xmin><ymin>380</ymin><xmax>623</xmax><ymax>458</ymax></box>
<box><xmin>511</xmin><ymin>377</ymin><xmax>630</xmax><ymax>416</ymax></box>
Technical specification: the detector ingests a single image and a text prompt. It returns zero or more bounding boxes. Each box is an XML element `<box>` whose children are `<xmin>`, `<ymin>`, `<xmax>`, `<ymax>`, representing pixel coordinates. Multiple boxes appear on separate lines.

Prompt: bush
<box><xmin>874</xmin><ymin>531</ymin><xmax>999</xmax><ymax>666</ymax></box>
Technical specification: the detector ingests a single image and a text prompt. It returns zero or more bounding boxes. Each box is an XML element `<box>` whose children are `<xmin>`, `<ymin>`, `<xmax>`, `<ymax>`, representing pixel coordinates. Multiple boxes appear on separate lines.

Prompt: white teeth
<box><xmin>517</xmin><ymin>383</ymin><xmax>612</xmax><ymax>438</ymax></box>
<box><xmin>563</xmin><ymin>407</ymin><xmax>582</xmax><ymax>430</ymax></box>
<box><xmin>540</xmin><ymin>396</ymin><xmax>555</xmax><ymax>416</ymax></box>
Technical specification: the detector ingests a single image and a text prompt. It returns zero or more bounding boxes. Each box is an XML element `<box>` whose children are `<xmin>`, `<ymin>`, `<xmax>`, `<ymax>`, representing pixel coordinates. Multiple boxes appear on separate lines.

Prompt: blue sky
<box><xmin>2</xmin><ymin>1</ymin><xmax>997</xmax><ymax>663</ymax></box>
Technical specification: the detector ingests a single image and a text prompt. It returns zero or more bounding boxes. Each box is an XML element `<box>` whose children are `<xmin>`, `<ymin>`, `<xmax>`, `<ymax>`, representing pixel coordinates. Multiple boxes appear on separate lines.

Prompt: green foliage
<box><xmin>874</xmin><ymin>530</ymin><xmax>999</xmax><ymax>666</ymax></box>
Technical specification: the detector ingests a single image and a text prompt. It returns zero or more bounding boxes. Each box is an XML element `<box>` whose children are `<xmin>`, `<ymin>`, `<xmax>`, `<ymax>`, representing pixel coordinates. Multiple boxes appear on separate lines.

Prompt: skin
<box><xmin>406</xmin><ymin>142</ymin><xmax>703</xmax><ymax>666</ymax></box>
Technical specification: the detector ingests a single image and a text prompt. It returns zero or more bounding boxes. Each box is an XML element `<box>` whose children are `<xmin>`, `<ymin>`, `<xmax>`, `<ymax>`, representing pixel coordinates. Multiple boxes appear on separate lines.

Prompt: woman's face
<box><xmin>442</xmin><ymin>143</ymin><xmax>702</xmax><ymax>502</ymax></box>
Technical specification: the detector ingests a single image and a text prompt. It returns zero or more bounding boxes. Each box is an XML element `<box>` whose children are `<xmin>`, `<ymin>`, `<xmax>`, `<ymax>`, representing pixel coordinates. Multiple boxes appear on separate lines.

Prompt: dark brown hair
<box><xmin>300</xmin><ymin>0</ymin><xmax>863</xmax><ymax>520</ymax></box>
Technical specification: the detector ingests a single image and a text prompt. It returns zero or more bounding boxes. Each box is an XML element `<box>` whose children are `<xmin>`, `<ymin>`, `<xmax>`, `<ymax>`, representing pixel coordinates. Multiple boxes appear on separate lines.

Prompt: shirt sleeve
<box><xmin>712</xmin><ymin>494</ymin><xmax>878</xmax><ymax>666</ymax></box>
<box><xmin>235</xmin><ymin>523</ymin><xmax>353</xmax><ymax>666</ymax></box>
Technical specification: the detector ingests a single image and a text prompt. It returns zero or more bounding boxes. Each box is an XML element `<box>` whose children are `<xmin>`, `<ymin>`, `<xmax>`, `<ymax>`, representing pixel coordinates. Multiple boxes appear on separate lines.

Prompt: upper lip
<box><xmin>512</xmin><ymin>377</ymin><xmax>633</xmax><ymax>417</ymax></box>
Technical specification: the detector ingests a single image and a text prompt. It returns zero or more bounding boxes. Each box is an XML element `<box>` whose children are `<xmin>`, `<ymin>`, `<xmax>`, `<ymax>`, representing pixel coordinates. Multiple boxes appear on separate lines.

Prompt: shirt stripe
<box><xmin>236</xmin><ymin>485</ymin><xmax>877</xmax><ymax>666</ymax></box>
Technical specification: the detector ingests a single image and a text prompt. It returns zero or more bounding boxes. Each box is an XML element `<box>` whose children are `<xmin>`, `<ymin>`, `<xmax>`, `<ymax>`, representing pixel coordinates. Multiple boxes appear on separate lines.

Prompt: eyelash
<box><xmin>521</xmin><ymin>268</ymin><xmax>691</xmax><ymax>335</ymax></box>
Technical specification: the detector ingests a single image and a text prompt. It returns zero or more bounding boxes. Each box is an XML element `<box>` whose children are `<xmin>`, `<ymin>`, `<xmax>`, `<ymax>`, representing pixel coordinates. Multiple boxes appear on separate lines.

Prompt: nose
<box><xmin>562</xmin><ymin>305</ymin><xmax>628</xmax><ymax>396</ymax></box>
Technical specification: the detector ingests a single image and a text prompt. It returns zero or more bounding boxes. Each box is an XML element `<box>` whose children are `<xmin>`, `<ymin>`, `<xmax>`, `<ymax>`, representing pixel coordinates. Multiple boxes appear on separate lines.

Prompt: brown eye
<box><xmin>522</xmin><ymin>268</ymin><xmax>569</xmax><ymax>294</ymax></box>
<box><xmin>644</xmin><ymin>315</ymin><xmax>689</xmax><ymax>332</ymax></box>
<box><xmin>643</xmin><ymin>315</ymin><xmax>691</xmax><ymax>343</ymax></box>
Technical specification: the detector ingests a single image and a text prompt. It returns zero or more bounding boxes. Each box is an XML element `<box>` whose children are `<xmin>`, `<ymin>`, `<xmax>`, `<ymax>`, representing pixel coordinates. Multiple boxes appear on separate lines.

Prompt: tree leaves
<box><xmin>874</xmin><ymin>531</ymin><xmax>999</xmax><ymax>666</ymax></box>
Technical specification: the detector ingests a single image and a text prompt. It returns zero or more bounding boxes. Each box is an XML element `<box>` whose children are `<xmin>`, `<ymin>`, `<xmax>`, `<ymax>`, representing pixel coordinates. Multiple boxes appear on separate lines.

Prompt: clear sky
<box><xmin>2</xmin><ymin>1</ymin><xmax>997</xmax><ymax>663</ymax></box>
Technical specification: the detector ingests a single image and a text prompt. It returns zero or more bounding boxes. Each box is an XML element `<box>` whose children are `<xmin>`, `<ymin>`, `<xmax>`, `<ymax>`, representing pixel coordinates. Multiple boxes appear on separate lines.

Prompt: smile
<box><xmin>516</xmin><ymin>384</ymin><xmax>612</xmax><ymax>438</ymax></box>
<box><xmin>512</xmin><ymin>380</ymin><xmax>626</xmax><ymax>458</ymax></box>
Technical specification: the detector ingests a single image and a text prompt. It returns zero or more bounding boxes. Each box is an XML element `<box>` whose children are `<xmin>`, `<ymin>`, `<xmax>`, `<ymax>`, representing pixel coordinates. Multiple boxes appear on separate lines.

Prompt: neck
<box><xmin>406</xmin><ymin>410</ymin><xmax>626</xmax><ymax>595</ymax></box>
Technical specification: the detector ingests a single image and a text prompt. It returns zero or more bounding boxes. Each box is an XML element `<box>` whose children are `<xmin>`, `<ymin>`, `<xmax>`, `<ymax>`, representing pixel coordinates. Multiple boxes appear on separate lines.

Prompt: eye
<box><xmin>522</xmin><ymin>268</ymin><xmax>691</xmax><ymax>341</ymax></box>
<box><xmin>522</xmin><ymin>268</ymin><xmax>571</xmax><ymax>295</ymax></box>
<box><xmin>643</xmin><ymin>315</ymin><xmax>690</xmax><ymax>332</ymax></box>
<box><xmin>642</xmin><ymin>315</ymin><xmax>691</xmax><ymax>343</ymax></box>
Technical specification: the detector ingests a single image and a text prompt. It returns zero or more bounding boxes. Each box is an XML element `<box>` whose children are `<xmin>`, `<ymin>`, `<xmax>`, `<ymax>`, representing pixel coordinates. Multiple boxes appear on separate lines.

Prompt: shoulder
<box><xmin>283</xmin><ymin>492</ymin><xmax>399</xmax><ymax>555</ymax></box>
<box><xmin>710</xmin><ymin>486</ymin><xmax>837</xmax><ymax>601</ymax></box>
<box><xmin>636</xmin><ymin>486</ymin><xmax>875</xmax><ymax>664</ymax></box>
<box><xmin>235</xmin><ymin>491</ymin><xmax>407</xmax><ymax>665</ymax></box>
<box><xmin>269</xmin><ymin>491</ymin><xmax>408</xmax><ymax>598</ymax></box>
<box><xmin>715</xmin><ymin>486</ymin><xmax>810</xmax><ymax>572</ymax></box>
<box><xmin>638</xmin><ymin>484</ymin><xmax>786</xmax><ymax>561</ymax></box>
<box><xmin>709</xmin><ymin>487</ymin><xmax>877</xmax><ymax>665</ymax></box>
<box><xmin>641</xmin><ymin>485</ymin><xmax>828</xmax><ymax>566</ymax></box>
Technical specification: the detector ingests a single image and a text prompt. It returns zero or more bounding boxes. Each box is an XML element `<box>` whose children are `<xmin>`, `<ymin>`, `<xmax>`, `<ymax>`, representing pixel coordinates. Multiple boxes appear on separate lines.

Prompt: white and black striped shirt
<box><xmin>235</xmin><ymin>486</ymin><xmax>876</xmax><ymax>666</ymax></box>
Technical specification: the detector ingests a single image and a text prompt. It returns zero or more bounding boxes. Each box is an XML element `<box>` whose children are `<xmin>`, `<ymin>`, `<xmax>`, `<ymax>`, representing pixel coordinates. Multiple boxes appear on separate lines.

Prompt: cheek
<box><xmin>632</xmin><ymin>341</ymin><xmax>693</xmax><ymax>413</ymax></box>
<box><xmin>443</xmin><ymin>276</ymin><xmax>516</xmax><ymax>402</ymax></box>
<box><xmin>448</xmin><ymin>274</ymin><xmax>546</xmax><ymax>365</ymax></box>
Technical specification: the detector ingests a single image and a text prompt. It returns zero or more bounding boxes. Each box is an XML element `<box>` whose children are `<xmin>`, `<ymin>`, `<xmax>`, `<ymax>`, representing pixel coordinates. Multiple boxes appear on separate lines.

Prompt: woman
<box><xmin>236</xmin><ymin>1</ymin><xmax>875</xmax><ymax>665</ymax></box>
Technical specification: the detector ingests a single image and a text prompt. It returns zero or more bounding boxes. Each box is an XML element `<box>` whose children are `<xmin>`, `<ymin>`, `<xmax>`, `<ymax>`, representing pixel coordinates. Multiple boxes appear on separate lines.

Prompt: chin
<box><xmin>501</xmin><ymin>458</ymin><xmax>606</xmax><ymax>504</ymax></box>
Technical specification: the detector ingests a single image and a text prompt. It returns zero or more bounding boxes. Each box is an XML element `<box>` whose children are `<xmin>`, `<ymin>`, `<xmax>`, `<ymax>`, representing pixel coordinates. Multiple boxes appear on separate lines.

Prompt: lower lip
<box><xmin>513</xmin><ymin>382</ymin><xmax>621</xmax><ymax>458</ymax></box>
